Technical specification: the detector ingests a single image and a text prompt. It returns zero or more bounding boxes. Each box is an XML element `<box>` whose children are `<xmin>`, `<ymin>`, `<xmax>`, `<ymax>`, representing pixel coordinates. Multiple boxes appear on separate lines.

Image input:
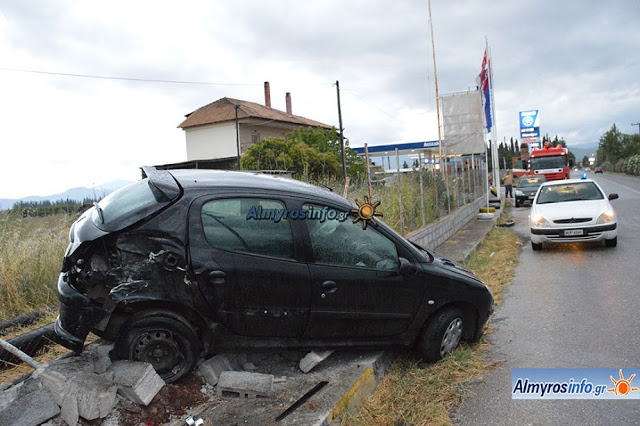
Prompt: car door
<box><xmin>188</xmin><ymin>195</ymin><xmax>311</xmax><ymax>337</ymax></box>
<box><xmin>300</xmin><ymin>202</ymin><xmax>425</xmax><ymax>338</ymax></box>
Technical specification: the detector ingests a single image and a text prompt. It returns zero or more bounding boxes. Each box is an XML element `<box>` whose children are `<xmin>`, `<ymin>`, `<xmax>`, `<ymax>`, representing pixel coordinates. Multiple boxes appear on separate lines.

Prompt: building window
<box><xmin>251</xmin><ymin>133</ymin><xmax>260</xmax><ymax>145</ymax></box>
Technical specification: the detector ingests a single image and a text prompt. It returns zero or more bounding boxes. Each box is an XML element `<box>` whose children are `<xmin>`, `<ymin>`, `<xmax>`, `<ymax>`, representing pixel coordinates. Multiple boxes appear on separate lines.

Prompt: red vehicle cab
<box><xmin>529</xmin><ymin>144</ymin><xmax>570</xmax><ymax>181</ymax></box>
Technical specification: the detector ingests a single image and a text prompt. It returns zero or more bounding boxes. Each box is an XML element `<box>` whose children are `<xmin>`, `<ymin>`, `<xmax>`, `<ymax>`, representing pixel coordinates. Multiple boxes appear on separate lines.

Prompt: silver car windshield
<box><xmin>536</xmin><ymin>182</ymin><xmax>604</xmax><ymax>204</ymax></box>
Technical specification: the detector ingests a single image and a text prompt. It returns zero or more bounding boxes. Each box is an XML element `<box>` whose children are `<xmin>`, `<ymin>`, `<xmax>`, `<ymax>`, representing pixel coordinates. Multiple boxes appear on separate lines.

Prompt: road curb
<box><xmin>317</xmin><ymin>351</ymin><xmax>394</xmax><ymax>425</ymax></box>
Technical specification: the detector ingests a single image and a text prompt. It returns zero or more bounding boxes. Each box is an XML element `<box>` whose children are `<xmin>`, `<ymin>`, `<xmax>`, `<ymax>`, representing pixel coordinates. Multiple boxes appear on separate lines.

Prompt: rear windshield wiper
<box><xmin>94</xmin><ymin>202</ymin><xmax>105</xmax><ymax>224</ymax></box>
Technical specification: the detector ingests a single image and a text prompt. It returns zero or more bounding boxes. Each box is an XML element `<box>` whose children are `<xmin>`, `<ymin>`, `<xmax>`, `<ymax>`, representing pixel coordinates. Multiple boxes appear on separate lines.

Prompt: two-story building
<box><xmin>161</xmin><ymin>82</ymin><xmax>332</xmax><ymax>170</ymax></box>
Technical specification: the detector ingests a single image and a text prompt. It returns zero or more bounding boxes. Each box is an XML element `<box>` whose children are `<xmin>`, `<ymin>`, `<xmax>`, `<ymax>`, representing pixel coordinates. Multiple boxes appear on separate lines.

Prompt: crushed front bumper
<box><xmin>55</xmin><ymin>273</ymin><xmax>109</xmax><ymax>353</ymax></box>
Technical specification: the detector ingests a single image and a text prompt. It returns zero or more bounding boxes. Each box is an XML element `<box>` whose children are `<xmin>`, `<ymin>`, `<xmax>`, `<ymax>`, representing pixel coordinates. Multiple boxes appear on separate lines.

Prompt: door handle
<box><xmin>208</xmin><ymin>270</ymin><xmax>227</xmax><ymax>285</ymax></box>
<box><xmin>321</xmin><ymin>280</ymin><xmax>337</xmax><ymax>294</ymax></box>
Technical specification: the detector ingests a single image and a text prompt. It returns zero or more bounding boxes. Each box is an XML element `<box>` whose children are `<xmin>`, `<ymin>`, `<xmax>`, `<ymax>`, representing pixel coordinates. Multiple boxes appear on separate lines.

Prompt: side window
<box><xmin>201</xmin><ymin>198</ymin><xmax>294</xmax><ymax>259</ymax></box>
<box><xmin>303</xmin><ymin>204</ymin><xmax>399</xmax><ymax>270</ymax></box>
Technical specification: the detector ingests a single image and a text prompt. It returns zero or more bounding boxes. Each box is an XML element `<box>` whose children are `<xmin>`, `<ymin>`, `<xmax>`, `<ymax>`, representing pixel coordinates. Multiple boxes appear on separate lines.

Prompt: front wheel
<box><xmin>417</xmin><ymin>308</ymin><xmax>464</xmax><ymax>362</ymax></box>
<box><xmin>115</xmin><ymin>310</ymin><xmax>200</xmax><ymax>383</ymax></box>
<box><xmin>605</xmin><ymin>236</ymin><xmax>617</xmax><ymax>247</ymax></box>
<box><xmin>531</xmin><ymin>241</ymin><xmax>542</xmax><ymax>251</ymax></box>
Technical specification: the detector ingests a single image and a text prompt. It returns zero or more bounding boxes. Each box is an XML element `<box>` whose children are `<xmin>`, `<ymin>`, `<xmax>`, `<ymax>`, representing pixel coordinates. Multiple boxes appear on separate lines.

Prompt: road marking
<box><xmin>596</xmin><ymin>176</ymin><xmax>640</xmax><ymax>195</ymax></box>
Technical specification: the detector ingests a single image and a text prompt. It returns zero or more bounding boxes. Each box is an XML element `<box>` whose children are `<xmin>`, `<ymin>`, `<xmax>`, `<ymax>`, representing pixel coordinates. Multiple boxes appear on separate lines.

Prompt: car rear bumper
<box><xmin>55</xmin><ymin>273</ymin><xmax>109</xmax><ymax>353</ymax></box>
<box><xmin>530</xmin><ymin>223</ymin><xmax>617</xmax><ymax>243</ymax></box>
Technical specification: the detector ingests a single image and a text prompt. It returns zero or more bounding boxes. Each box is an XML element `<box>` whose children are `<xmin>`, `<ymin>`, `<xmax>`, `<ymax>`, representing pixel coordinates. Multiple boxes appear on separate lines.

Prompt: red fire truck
<box><xmin>528</xmin><ymin>144</ymin><xmax>570</xmax><ymax>181</ymax></box>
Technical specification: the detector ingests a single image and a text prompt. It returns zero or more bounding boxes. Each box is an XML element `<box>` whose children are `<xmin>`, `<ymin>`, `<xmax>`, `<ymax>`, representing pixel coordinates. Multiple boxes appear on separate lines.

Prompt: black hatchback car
<box><xmin>514</xmin><ymin>175</ymin><xmax>547</xmax><ymax>207</ymax></box>
<box><xmin>55</xmin><ymin>167</ymin><xmax>493</xmax><ymax>382</ymax></box>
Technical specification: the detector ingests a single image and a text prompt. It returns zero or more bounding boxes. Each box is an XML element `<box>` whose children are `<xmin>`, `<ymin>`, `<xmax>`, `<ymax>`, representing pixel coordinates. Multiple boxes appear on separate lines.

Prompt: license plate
<box><xmin>564</xmin><ymin>229</ymin><xmax>583</xmax><ymax>236</ymax></box>
<box><xmin>528</xmin><ymin>195</ymin><xmax>534</xmax><ymax>199</ymax></box>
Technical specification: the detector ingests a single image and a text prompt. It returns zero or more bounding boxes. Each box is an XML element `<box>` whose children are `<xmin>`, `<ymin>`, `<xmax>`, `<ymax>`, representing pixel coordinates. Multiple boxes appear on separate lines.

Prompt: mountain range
<box><xmin>0</xmin><ymin>179</ymin><xmax>134</xmax><ymax>210</ymax></box>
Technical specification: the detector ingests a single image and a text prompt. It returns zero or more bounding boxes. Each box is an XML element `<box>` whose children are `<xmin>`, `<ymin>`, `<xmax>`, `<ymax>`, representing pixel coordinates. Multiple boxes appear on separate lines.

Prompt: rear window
<box><xmin>93</xmin><ymin>179</ymin><xmax>172</xmax><ymax>231</ymax></box>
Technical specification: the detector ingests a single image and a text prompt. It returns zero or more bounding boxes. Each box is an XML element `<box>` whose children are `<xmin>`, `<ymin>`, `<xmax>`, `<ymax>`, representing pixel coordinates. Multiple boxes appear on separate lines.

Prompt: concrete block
<box><xmin>45</xmin><ymin>354</ymin><xmax>96</xmax><ymax>377</ymax></box>
<box><xmin>62</xmin><ymin>373</ymin><xmax>118</xmax><ymax>421</ymax></box>
<box><xmin>106</xmin><ymin>360</ymin><xmax>165</xmax><ymax>406</ymax></box>
<box><xmin>216</xmin><ymin>371</ymin><xmax>274</xmax><ymax>398</ymax></box>
<box><xmin>81</xmin><ymin>340</ymin><xmax>114</xmax><ymax>374</ymax></box>
<box><xmin>198</xmin><ymin>354</ymin><xmax>233</xmax><ymax>386</ymax></box>
<box><xmin>38</xmin><ymin>368</ymin><xmax>68</xmax><ymax>406</ymax></box>
<box><xmin>0</xmin><ymin>388</ymin><xmax>60</xmax><ymax>426</ymax></box>
<box><xmin>299</xmin><ymin>350</ymin><xmax>334</xmax><ymax>373</ymax></box>
<box><xmin>0</xmin><ymin>384</ymin><xmax>19</xmax><ymax>412</ymax></box>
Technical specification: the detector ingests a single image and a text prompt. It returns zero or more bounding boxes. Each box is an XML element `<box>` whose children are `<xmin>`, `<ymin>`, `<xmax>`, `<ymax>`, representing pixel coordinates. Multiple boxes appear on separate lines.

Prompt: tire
<box><xmin>515</xmin><ymin>200</ymin><xmax>520</xmax><ymax>208</ymax></box>
<box><xmin>531</xmin><ymin>241</ymin><xmax>542</xmax><ymax>251</ymax></box>
<box><xmin>605</xmin><ymin>236</ymin><xmax>617</xmax><ymax>247</ymax></box>
<box><xmin>115</xmin><ymin>310</ymin><xmax>200</xmax><ymax>383</ymax></box>
<box><xmin>417</xmin><ymin>308</ymin><xmax>464</xmax><ymax>363</ymax></box>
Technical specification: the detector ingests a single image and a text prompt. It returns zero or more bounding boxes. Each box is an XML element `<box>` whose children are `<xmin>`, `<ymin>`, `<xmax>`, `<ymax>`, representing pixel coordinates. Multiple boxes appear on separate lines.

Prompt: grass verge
<box><xmin>345</xmin><ymin>218</ymin><xmax>520</xmax><ymax>426</ymax></box>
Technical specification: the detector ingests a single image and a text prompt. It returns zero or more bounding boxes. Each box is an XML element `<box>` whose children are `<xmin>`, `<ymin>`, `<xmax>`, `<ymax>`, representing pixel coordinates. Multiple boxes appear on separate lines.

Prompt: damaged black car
<box><xmin>55</xmin><ymin>167</ymin><xmax>493</xmax><ymax>383</ymax></box>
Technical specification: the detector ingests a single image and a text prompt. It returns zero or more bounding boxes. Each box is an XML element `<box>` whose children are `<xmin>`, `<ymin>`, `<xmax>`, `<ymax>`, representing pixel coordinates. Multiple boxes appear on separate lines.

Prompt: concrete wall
<box><xmin>186</xmin><ymin>123</ymin><xmax>237</xmax><ymax>160</ymax></box>
<box><xmin>406</xmin><ymin>196</ymin><xmax>487</xmax><ymax>250</ymax></box>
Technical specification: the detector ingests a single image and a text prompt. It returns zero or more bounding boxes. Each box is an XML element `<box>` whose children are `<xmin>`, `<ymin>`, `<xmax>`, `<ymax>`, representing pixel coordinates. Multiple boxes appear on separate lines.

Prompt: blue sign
<box><xmin>352</xmin><ymin>140</ymin><xmax>442</xmax><ymax>154</ymax></box>
<box><xmin>519</xmin><ymin>110</ymin><xmax>540</xmax><ymax>140</ymax></box>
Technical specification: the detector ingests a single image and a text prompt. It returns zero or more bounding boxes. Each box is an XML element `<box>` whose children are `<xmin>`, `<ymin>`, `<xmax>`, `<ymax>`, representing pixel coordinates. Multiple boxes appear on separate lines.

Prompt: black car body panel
<box><xmin>56</xmin><ymin>168</ymin><xmax>493</xmax><ymax>361</ymax></box>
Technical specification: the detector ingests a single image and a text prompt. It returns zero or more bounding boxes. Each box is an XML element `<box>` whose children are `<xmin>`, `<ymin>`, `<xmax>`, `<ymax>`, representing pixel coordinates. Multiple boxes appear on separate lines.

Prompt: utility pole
<box><xmin>632</xmin><ymin>122</ymin><xmax>640</xmax><ymax>134</ymax></box>
<box><xmin>235</xmin><ymin>104</ymin><xmax>241</xmax><ymax>169</ymax></box>
<box><xmin>336</xmin><ymin>81</ymin><xmax>347</xmax><ymax>182</ymax></box>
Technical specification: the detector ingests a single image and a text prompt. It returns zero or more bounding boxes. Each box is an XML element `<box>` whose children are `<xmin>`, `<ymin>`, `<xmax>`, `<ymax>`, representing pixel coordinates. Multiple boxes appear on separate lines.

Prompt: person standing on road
<box><xmin>503</xmin><ymin>170</ymin><xmax>513</xmax><ymax>198</ymax></box>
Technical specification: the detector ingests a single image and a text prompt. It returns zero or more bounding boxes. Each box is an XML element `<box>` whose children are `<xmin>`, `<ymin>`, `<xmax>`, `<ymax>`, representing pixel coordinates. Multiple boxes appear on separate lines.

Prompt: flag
<box><xmin>477</xmin><ymin>49</ymin><xmax>492</xmax><ymax>132</ymax></box>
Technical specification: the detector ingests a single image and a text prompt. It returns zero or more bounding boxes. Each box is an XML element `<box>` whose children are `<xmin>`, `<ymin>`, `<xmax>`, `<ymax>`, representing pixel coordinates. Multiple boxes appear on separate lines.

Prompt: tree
<box><xmin>241</xmin><ymin>126</ymin><xmax>365</xmax><ymax>179</ymax></box>
<box><xmin>402</xmin><ymin>160</ymin><xmax>409</xmax><ymax>169</ymax></box>
<box><xmin>582</xmin><ymin>155</ymin><xmax>589</xmax><ymax>167</ymax></box>
<box><xmin>597</xmin><ymin>124</ymin><xmax>624</xmax><ymax>165</ymax></box>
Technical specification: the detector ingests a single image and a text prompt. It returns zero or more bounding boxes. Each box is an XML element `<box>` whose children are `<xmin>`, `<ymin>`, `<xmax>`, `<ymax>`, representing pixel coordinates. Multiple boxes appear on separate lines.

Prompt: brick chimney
<box><xmin>285</xmin><ymin>92</ymin><xmax>292</xmax><ymax>115</ymax></box>
<box><xmin>264</xmin><ymin>81</ymin><xmax>271</xmax><ymax>108</ymax></box>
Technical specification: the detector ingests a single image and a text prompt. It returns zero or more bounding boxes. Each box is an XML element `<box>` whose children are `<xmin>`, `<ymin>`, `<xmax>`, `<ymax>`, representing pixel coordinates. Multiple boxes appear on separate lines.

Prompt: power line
<box><xmin>0</xmin><ymin>66</ymin><xmax>261</xmax><ymax>86</ymax></box>
<box><xmin>340</xmin><ymin>86</ymin><xmax>402</xmax><ymax>122</ymax></box>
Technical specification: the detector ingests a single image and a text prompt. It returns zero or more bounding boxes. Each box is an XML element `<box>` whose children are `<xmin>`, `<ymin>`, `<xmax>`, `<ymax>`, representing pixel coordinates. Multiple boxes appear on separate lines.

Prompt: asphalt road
<box><xmin>452</xmin><ymin>171</ymin><xmax>640</xmax><ymax>425</ymax></box>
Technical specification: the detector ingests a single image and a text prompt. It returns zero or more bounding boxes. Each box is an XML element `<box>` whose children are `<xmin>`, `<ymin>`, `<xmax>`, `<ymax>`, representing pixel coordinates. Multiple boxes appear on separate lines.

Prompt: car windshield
<box><xmin>530</xmin><ymin>156</ymin><xmax>567</xmax><ymax>170</ymax></box>
<box><xmin>536</xmin><ymin>182</ymin><xmax>604</xmax><ymax>204</ymax></box>
<box><xmin>518</xmin><ymin>177</ymin><xmax>545</xmax><ymax>188</ymax></box>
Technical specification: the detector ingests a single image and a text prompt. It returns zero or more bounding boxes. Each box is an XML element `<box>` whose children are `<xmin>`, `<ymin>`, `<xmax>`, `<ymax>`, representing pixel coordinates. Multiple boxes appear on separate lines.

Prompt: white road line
<box><xmin>596</xmin><ymin>176</ymin><xmax>640</xmax><ymax>195</ymax></box>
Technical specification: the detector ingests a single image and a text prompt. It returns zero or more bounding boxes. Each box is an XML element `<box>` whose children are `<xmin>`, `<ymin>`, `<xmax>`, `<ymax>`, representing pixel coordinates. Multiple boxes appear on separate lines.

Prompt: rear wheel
<box><xmin>531</xmin><ymin>241</ymin><xmax>542</xmax><ymax>251</ymax></box>
<box><xmin>605</xmin><ymin>236</ymin><xmax>617</xmax><ymax>247</ymax></box>
<box><xmin>417</xmin><ymin>308</ymin><xmax>464</xmax><ymax>362</ymax></box>
<box><xmin>115</xmin><ymin>310</ymin><xmax>200</xmax><ymax>383</ymax></box>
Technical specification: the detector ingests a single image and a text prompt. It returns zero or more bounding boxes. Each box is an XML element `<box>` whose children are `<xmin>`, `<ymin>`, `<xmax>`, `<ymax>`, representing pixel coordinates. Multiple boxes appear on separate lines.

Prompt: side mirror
<box><xmin>399</xmin><ymin>257</ymin><xmax>417</xmax><ymax>276</ymax></box>
<box><xmin>608</xmin><ymin>194</ymin><xmax>619</xmax><ymax>200</ymax></box>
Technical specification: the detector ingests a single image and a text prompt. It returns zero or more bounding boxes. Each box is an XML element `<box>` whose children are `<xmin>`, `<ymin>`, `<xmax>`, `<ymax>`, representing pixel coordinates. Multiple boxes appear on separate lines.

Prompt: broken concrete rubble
<box><xmin>106</xmin><ymin>360</ymin><xmax>165</xmax><ymax>406</ymax></box>
<box><xmin>216</xmin><ymin>371</ymin><xmax>274</xmax><ymax>399</ymax></box>
<box><xmin>60</xmin><ymin>373</ymin><xmax>118</xmax><ymax>424</ymax></box>
<box><xmin>197</xmin><ymin>354</ymin><xmax>233</xmax><ymax>386</ymax></box>
<box><xmin>0</xmin><ymin>388</ymin><xmax>60</xmax><ymax>426</ymax></box>
<box><xmin>299</xmin><ymin>350</ymin><xmax>334</xmax><ymax>373</ymax></box>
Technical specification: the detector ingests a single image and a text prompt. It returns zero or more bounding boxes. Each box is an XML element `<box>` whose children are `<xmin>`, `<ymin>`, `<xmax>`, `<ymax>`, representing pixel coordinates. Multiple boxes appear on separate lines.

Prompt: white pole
<box><xmin>487</xmin><ymin>36</ymin><xmax>500</xmax><ymax>199</ymax></box>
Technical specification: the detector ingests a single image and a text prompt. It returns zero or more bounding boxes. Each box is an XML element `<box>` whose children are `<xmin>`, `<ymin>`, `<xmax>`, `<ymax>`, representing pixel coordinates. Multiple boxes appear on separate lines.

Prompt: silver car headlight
<box><xmin>515</xmin><ymin>190</ymin><xmax>524</xmax><ymax>196</ymax></box>
<box><xmin>596</xmin><ymin>210</ymin><xmax>615</xmax><ymax>224</ymax></box>
<box><xmin>530</xmin><ymin>214</ymin><xmax>550</xmax><ymax>228</ymax></box>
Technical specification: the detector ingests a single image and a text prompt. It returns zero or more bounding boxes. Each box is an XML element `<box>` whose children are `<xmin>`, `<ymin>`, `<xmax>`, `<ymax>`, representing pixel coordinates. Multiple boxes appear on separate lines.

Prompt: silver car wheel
<box><xmin>440</xmin><ymin>317</ymin><xmax>463</xmax><ymax>357</ymax></box>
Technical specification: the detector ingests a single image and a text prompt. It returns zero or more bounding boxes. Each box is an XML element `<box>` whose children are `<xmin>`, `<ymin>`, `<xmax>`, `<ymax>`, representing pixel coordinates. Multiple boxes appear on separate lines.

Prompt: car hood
<box><xmin>533</xmin><ymin>200</ymin><xmax>611</xmax><ymax>223</ymax></box>
<box><xmin>431</xmin><ymin>254</ymin><xmax>480</xmax><ymax>282</ymax></box>
<box><xmin>517</xmin><ymin>187</ymin><xmax>540</xmax><ymax>194</ymax></box>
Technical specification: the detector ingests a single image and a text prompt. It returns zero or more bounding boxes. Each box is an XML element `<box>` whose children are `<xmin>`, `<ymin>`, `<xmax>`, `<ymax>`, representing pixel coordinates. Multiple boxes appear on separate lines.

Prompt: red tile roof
<box><xmin>178</xmin><ymin>97</ymin><xmax>332</xmax><ymax>130</ymax></box>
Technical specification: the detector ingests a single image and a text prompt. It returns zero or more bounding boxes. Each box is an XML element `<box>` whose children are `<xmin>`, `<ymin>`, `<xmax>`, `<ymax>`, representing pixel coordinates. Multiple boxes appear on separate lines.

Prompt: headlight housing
<box><xmin>596</xmin><ymin>210</ymin><xmax>615</xmax><ymax>224</ymax></box>
<box><xmin>515</xmin><ymin>190</ymin><xmax>524</xmax><ymax>196</ymax></box>
<box><xmin>530</xmin><ymin>214</ymin><xmax>550</xmax><ymax>227</ymax></box>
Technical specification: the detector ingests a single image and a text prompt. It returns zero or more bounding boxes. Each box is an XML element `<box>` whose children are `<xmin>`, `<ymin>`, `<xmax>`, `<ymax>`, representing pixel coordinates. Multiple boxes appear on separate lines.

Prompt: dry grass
<box><xmin>0</xmin><ymin>211</ymin><xmax>78</xmax><ymax>320</ymax></box>
<box><xmin>346</xmin><ymin>217</ymin><xmax>520</xmax><ymax>426</ymax></box>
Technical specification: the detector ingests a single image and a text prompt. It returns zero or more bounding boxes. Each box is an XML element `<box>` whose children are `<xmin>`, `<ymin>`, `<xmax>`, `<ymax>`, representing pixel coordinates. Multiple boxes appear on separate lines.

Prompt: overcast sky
<box><xmin>1</xmin><ymin>0</ymin><xmax>638</xmax><ymax>198</ymax></box>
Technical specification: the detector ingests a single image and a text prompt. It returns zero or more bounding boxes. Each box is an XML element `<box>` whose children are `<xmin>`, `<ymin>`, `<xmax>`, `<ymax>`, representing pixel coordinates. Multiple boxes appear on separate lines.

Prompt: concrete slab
<box><xmin>106</xmin><ymin>360</ymin><xmax>165</xmax><ymax>406</ymax></box>
<box><xmin>197</xmin><ymin>354</ymin><xmax>233</xmax><ymax>386</ymax></box>
<box><xmin>216</xmin><ymin>371</ymin><xmax>274</xmax><ymax>399</ymax></box>
<box><xmin>80</xmin><ymin>339</ymin><xmax>114</xmax><ymax>374</ymax></box>
<box><xmin>299</xmin><ymin>350</ymin><xmax>334</xmax><ymax>373</ymax></box>
<box><xmin>62</xmin><ymin>373</ymin><xmax>118</xmax><ymax>421</ymax></box>
<box><xmin>0</xmin><ymin>388</ymin><xmax>60</xmax><ymax>426</ymax></box>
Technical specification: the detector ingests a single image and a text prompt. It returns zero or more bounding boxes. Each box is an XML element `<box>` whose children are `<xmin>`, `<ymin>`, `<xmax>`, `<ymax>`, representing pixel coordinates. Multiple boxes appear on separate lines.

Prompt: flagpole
<box><xmin>429</xmin><ymin>0</ymin><xmax>450</xmax><ymax>214</ymax></box>
<box><xmin>486</xmin><ymin>36</ymin><xmax>500</xmax><ymax>200</ymax></box>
